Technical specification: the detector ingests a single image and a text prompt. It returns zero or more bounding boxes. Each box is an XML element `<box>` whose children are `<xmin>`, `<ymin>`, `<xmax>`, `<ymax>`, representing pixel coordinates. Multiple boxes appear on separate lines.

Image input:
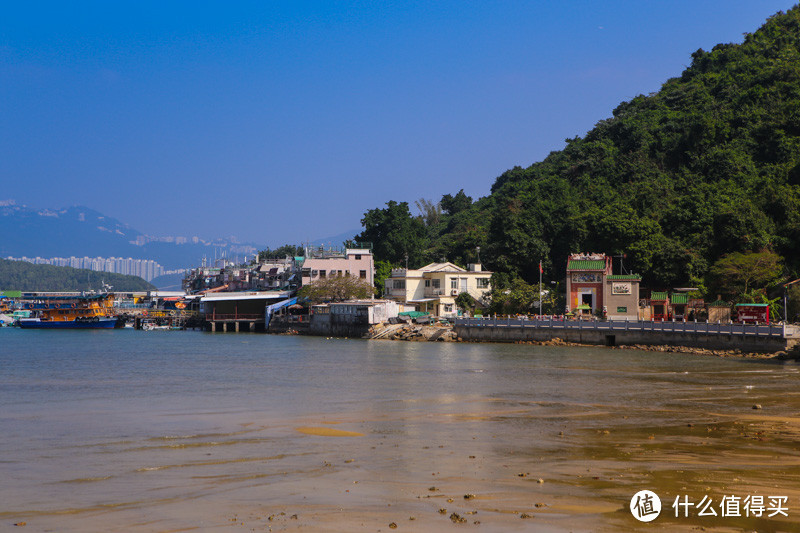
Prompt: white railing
<box><xmin>453</xmin><ymin>317</ymin><xmax>786</xmax><ymax>338</ymax></box>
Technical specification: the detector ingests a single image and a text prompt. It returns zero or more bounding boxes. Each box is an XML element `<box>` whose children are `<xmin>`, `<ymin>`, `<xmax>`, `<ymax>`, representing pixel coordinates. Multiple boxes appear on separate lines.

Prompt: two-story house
<box><xmin>300</xmin><ymin>247</ymin><xmax>374</xmax><ymax>287</ymax></box>
<box><xmin>384</xmin><ymin>262</ymin><xmax>492</xmax><ymax>317</ymax></box>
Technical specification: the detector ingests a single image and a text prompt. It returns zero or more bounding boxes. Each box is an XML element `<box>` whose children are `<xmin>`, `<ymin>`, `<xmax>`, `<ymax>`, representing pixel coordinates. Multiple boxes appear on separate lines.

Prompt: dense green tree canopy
<box><xmin>357</xmin><ymin>7</ymin><xmax>800</xmax><ymax>300</ymax></box>
<box><xmin>354</xmin><ymin>201</ymin><xmax>427</xmax><ymax>267</ymax></box>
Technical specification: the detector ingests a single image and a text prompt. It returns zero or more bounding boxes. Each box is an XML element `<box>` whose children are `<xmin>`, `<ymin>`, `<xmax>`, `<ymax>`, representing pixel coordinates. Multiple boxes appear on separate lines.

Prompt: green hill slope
<box><xmin>360</xmin><ymin>6</ymin><xmax>800</xmax><ymax>296</ymax></box>
<box><xmin>0</xmin><ymin>259</ymin><xmax>155</xmax><ymax>292</ymax></box>
<box><xmin>485</xmin><ymin>7</ymin><xmax>800</xmax><ymax>288</ymax></box>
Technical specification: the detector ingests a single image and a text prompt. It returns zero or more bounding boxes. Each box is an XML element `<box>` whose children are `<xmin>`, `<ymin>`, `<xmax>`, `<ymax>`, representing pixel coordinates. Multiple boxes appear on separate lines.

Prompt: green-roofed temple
<box><xmin>565</xmin><ymin>253</ymin><xmax>642</xmax><ymax>320</ymax></box>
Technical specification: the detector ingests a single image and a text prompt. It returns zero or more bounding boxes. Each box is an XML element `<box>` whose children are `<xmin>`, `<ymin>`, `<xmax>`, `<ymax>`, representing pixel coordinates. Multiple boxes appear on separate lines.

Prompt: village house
<box><xmin>309</xmin><ymin>299</ymin><xmax>399</xmax><ymax>336</ymax></box>
<box><xmin>384</xmin><ymin>262</ymin><xmax>492</xmax><ymax>317</ymax></box>
<box><xmin>300</xmin><ymin>247</ymin><xmax>374</xmax><ymax>287</ymax></box>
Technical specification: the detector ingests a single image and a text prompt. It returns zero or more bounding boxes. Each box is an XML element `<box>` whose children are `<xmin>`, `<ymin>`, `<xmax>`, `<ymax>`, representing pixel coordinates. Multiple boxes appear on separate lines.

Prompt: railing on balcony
<box><xmin>423</xmin><ymin>288</ymin><xmax>445</xmax><ymax>298</ymax></box>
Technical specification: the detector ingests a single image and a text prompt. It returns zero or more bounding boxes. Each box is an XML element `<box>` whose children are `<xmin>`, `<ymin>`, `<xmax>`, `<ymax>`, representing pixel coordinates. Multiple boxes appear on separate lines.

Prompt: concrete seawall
<box><xmin>454</xmin><ymin>319</ymin><xmax>796</xmax><ymax>353</ymax></box>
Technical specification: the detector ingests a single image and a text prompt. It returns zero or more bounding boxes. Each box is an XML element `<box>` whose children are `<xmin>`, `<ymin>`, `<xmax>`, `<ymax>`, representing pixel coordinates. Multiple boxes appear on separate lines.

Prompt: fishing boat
<box><xmin>17</xmin><ymin>294</ymin><xmax>119</xmax><ymax>329</ymax></box>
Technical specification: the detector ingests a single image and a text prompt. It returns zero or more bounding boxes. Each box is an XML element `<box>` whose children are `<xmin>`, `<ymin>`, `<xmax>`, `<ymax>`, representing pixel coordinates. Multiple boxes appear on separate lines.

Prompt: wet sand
<box><xmin>6</xmin><ymin>399</ymin><xmax>800</xmax><ymax>532</ymax></box>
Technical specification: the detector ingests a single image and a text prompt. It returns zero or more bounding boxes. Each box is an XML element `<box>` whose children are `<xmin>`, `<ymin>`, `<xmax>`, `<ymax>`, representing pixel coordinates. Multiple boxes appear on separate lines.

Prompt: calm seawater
<box><xmin>2</xmin><ymin>329</ymin><xmax>799</xmax><ymax>532</ymax></box>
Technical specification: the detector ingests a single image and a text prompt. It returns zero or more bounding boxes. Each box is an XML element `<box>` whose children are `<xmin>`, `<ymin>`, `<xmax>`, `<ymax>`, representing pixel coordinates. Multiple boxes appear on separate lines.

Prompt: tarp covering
<box><xmin>398</xmin><ymin>311</ymin><xmax>429</xmax><ymax>318</ymax></box>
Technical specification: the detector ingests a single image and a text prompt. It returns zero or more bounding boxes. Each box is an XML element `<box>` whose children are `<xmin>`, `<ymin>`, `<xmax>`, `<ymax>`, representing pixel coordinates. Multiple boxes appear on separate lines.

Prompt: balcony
<box><xmin>386</xmin><ymin>287</ymin><xmax>406</xmax><ymax>297</ymax></box>
<box><xmin>424</xmin><ymin>288</ymin><xmax>445</xmax><ymax>298</ymax></box>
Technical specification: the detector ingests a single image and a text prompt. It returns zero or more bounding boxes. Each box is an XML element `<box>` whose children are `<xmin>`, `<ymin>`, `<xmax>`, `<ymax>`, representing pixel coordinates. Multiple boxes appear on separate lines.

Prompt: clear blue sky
<box><xmin>1</xmin><ymin>1</ymin><xmax>795</xmax><ymax>246</ymax></box>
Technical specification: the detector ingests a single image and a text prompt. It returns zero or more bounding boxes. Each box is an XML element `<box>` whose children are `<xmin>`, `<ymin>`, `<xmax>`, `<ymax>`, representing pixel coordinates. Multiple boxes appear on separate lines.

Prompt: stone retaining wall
<box><xmin>454</xmin><ymin>325</ymin><xmax>790</xmax><ymax>353</ymax></box>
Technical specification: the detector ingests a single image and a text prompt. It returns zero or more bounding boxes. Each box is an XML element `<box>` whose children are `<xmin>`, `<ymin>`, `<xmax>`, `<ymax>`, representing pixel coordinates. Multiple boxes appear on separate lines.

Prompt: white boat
<box><xmin>142</xmin><ymin>321</ymin><xmax>170</xmax><ymax>331</ymax></box>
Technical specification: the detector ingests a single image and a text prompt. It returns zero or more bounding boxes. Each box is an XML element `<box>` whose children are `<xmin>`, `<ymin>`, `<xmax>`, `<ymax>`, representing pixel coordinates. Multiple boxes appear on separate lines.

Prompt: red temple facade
<box><xmin>565</xmin><ymin>253</ymin><xmax>613</xmax><ymax>317</ymax></box>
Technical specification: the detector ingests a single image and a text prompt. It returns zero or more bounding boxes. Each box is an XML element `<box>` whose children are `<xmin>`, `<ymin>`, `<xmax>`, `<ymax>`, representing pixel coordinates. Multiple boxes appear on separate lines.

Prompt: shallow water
<box><xmin>1</xmin><ymin>329</ymin><xmax>799</xmax><ymax>531</ymax></box>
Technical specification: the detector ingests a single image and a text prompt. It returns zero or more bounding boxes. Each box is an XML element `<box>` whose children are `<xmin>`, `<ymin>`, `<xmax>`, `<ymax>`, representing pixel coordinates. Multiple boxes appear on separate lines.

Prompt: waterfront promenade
<box><xmin>454</xmin><ymin>317</ymin><xmax>798</xmax><ymax>353</ymax></box>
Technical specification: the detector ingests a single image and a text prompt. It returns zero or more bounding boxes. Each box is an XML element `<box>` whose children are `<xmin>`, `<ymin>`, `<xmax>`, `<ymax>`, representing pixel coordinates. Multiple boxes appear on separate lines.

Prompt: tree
<box><xmin>486</xmin><ymin>277</ymin><xmax>538</xmax><ymax>315</ymax></box>
<box><xmin>788</xmin><ymin>284</ymin><xmax>800</xmax><ymax>323</ymax></box>
<box><xmin>297</xmin><ymin>275</ymin><xmax>376</xmax><ymax>303</ymax></box>
<box><xmin>455</xmin><ymin>292</ymin><xmax>476</xmax><ymax>313</ymax></box>
<box><xmin>258</xmin><ymin>245</ymin><xmax>304</xmax><ymax>262</ymax></box>
<box><xmin>373</xmin><ymin>260</ymin><xmax>393</xmax><ymax>296</ymax></box>
<box><xmin>707</xmin><ymin>250</ymin><xmax>783</xmax><ymax>297</ymax></box>
<box><xmin>440</xmin><ymin>189</ymin><xmax>473</xmax><ymax>215</ymax></box>
<box><xmin>414</xmin><ymin>198</ymin><xmax>442</xmax><ymax>227</ymax></box>
<box><xmin>354</xmin><ymin>201</ymin><xmax>427</xmax><ymax>267</ymax></box>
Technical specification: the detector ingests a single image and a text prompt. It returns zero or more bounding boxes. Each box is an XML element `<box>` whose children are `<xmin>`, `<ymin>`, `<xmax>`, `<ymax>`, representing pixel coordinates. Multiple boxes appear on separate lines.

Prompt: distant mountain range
<box><xmin>0</xmin><ymin>200</ymin><xmax>263</xmax><ymax>270</ymax></box>
<box><xmin>0</xmin><ymin>200</ymin><xmax>361</xmax><ymax>271</ymax></box>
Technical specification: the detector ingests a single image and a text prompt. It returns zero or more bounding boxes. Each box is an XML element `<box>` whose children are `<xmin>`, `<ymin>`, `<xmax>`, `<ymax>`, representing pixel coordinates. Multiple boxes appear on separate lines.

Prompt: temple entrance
<box><xmin>581</xmin><ymin>293</ymin><xmax>593</xmax><ymax>307</ymax></box>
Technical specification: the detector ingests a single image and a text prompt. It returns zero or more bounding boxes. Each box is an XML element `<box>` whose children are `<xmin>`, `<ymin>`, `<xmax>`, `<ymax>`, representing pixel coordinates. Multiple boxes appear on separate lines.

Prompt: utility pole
<box><xmin>538</xmin><ymin>260</ymin><xmax>543</xmax><ymax>317</ymax></box>
<box><xmin>613</xmin><ymin>253</ymin><xmax>628</xmax><ymax>275</ymax></box>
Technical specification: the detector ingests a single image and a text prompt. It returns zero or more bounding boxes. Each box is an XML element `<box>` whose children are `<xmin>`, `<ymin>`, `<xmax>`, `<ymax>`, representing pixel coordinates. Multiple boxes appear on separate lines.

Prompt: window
<box><xmin>477</xmin><ymin>278</ymin><xmax>490</xmax><ymax>289</ymax></box>
<box><xmin>355</xmin><ymin>254</ymin><xmax>362</xmax><ymax>260</ymax></box>
<box><xmin>425</xmin><ymin>280</ymin><xmax>430</xmax><ymax>287</ymax></box>
<box><xmin>360</xmin><ymin>270</ymin><xmax>367</xmax><ymax>279</ymax></box>
<box><xmin>443</xmin><ymin>304</ymin><xmax>454</xmax><ymax>313</ymax></box>
<box><xmin>450</xmin><ymin>278</ymin><xmax>458</xmax><ymax>289</ymax></box>
<box><xmin>311</xmin><ymin>270</ymin><xmax>318</xmax><ymax>277</ymax></box>
<box><xmin>319</xmin><ymin>270</ymin><xmax>327</xmax><ymax>279</ymax></box>
<box><xmin>302</xmin><ymin>268</ymin><xmax>311</xmax><ymax>277</ymax></box>
<box><xmin>395</xmin><ymin>280</ymin><xmax>406</xmax><ymax>289</ymax></box>
<box><xmin>432</xmin><ymin>279</ymin><xmax>440</xmax><ymax>289</ymax></box>
<box><xmin>617</xmin><ymin>306</ymin><xmax>628</xmax><ymax>313</ymax></box>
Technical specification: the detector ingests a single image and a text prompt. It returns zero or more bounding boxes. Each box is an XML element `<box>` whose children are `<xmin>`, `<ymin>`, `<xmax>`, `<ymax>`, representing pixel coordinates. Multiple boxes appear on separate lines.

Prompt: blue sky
<box><xmin>1</xmin><ymin>1</ymin><xmax>795</xmax><ymax>246</ymax></box>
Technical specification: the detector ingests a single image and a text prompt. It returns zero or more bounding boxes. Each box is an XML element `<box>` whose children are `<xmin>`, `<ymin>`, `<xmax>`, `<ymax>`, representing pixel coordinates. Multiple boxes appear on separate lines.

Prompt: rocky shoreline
<box><xmin>512</xmin><ymin>336</ymin><xmax>800</xmax><ymax>360</ymax></box>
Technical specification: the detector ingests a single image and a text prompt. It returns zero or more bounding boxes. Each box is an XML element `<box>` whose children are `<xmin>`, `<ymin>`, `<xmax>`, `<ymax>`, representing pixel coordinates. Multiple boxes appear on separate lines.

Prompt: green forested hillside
<box><xmin>357</xmin><ymin>6</ymin><xmax>800</xmax><ymax>299</ymax></box>
<box><xmin>0</xmin><ymin>259</ymin><xmax>155</xmax><ymax>292</ymax></box>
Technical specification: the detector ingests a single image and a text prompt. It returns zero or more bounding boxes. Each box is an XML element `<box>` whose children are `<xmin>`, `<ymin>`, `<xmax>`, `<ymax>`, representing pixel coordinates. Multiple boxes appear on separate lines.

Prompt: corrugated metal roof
<box><xmin>735</xmin><ymin>303</ymin><xmax>769</xmax><ymax>307</ymax></box>
<box><xmin>709</xmin><ymin>299</ymin><xmax>729</xmax><ymax>307</ymax></box>
<box><xmin>567</xmin><ymin>259</ymin><xmax>606</xmax><ymax>270</ymax></box>
<box><xmin>606</xmin><ymin>275</ymin><xmax>641</xmax><ymax>280</ymax></box>
<box><xmin>650</xmin><ymin>292</ymin><xmax>669</xmax><ymax>301</ymax></box>
<box><xmin>670</xmin><ymin>293</ymin><xmax>689</xmax><ymax>304</ymax></box>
